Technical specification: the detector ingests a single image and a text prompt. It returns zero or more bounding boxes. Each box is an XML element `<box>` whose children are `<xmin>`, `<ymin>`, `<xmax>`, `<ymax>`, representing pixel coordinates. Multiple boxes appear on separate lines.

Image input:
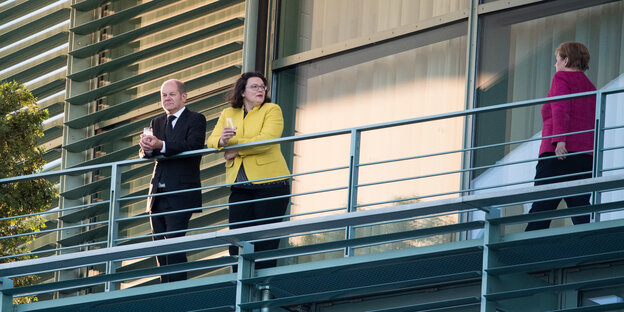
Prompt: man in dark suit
<box><xmin>139</xmin><ymin>79</ymin><xmax>206</xmax><ymax>283</ymax></box>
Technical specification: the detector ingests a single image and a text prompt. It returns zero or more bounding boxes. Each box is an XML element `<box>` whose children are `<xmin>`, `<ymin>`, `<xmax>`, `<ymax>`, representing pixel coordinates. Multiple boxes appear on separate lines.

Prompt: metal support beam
<box><xmin>593</xmin><ymin>91</ymin><xmax>606</xmax><ymax>222</ymax></box>
<box><xmin>480</xmin><ymin>207</ymin><xmax>500</xmax><ymax>312</ymax></box>
<box><xmin>243</xmin><ymin>0</ymin><xmax>259</xmax><ymax>72</ymax></box>
<box><xmin>259</xmin><ymin>284</ymin><xmax>271</xmax><ymax>312</ymax></box>
<box><xmin>105</xmin><ymin>162</ymin><xmax>122</xmax><ymax>291</ymax></box>
<box><xmin>459</xmin><ymin>0</ymin><xmax>481</xmax><ymax>242</ymax></box>
<box><xmin>461</xmin><ymin>0</ymin><xmax>480</xmax><ymax>194</ymax></box>
<box><xmin>0</xmin><ymin>278</ymin><xmax>13</xmax><ymax>312</ymax></box>
<box><xmin>236</xmin><ymin>241</ymin><xmax>255</xmax><ymax>312</ymax></box>
<box><xmin>346</xmin><ymin>129</ymin><xmax>361</xmax><ymax>256</ymax></box>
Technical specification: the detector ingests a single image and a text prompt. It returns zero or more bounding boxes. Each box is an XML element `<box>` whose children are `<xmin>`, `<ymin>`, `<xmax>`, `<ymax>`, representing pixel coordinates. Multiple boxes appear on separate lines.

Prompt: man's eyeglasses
<box><xmin>248</xmin><ymin>84</ymin><xmax>268</xmax><ymax>91</ymax></box>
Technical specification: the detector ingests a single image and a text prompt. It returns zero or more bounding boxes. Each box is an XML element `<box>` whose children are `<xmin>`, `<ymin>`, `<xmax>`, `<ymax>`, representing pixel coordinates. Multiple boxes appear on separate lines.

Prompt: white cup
<box><xmin>226</xmin><ymin>118</ymin><xmax>235</xmax><ymax>128</ymax></box>
<box><xmin>143</xmin><ymin>127</ymin><xmax>153</xmax><ymax>136</ymax></box>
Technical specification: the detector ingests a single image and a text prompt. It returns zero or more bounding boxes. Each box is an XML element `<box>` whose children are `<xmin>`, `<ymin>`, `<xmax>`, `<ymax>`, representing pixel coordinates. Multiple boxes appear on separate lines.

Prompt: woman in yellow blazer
<box><xmin>207</xmin><ymin>72</ymin><xmax>290</xmax><ymax>270</ymax></box>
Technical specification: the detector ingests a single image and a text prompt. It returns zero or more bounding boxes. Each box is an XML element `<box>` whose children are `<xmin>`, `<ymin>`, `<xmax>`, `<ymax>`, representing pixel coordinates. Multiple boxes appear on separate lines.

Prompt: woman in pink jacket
<box><xmin>525</xmin><ymin>42</ymin><xmax>597</xmax><ymax>231</ymax></box>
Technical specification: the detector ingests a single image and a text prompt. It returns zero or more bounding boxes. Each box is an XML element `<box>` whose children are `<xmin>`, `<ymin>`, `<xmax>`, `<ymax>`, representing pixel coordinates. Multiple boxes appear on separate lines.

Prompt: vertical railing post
<box><xmin>480</xmin><ymin>207</ymin><xmax>499</xmax><ymax>312</ymax></box>
<box><xmin>459</xmin><ymin>0</ymin><xmax>480</xmax><ymax>242</ymax></box>
<box><xmin>592</xmin><ymin>91</ymin><xmax>606</xmax><ymax>221</ymax></box>
<box><xmin>259</xmin><ymin>284</ymin><xmax>271</xmax><ymax>312</ymax></box>
<box><xmin>345</xmin><ymin>129</ymin><xmax>361</xmax><ymax>256</ymax></box>
<box><xmin>0</xmin><ymin>278</ymin><xmax>13</xmax><ymax>311</ymax></box>
<box><xmin>236</xmin><ymin>241</ymin><xmax>255</xmax><ymax>312</ymax></box>
<box><xmin>105</xmin><ymin>162</ymin><xmax>121</xmax><ymax>291</ymax></box>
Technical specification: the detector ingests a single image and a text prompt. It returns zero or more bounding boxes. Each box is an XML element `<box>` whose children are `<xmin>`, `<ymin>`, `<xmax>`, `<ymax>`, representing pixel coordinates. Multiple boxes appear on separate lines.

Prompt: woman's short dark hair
<box><xmin>228</xmin><ymin>72</ymin><xmax>271</xmax><ymax>108</ymax></box>
<box><xmin>556</xmin><ymin>42</ymin><xmax>590</xmax><ymax>71</ymax></box>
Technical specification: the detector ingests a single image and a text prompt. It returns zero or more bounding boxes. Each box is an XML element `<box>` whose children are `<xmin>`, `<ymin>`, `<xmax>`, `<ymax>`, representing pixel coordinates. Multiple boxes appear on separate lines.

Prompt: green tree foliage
<box><xmin>0</xmin><ymin>81</ymin><xmax>57</xmax><ymax>303</ymax></box>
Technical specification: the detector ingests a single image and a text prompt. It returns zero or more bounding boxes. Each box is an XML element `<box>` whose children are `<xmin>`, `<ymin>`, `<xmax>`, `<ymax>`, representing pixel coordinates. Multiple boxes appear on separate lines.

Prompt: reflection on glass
<box><xmin>580</xmin><ymin>286</ymin><xmax>624</xmax><ymax>307</ymax></box>
<box><xmin>277</xmin><ymin>0</ymin><xmax>469</xmax><ymax>57</ymax></box>
<box><xmin>277</xmin><ymin>27</ymin><xmax>467</xmax><ymax>254</ymax></box>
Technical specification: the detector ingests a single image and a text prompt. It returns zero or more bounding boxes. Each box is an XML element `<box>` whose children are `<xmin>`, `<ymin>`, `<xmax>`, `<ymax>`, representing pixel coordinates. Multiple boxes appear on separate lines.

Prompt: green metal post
<box><xmin>459</xmin><ymin>0</ymin><xmax>481</xmax><ymax>242</ymax></box>
<box><xmin>345</xmin><ymin>129</ymin><xmax>361</xmax><ymax>256</ymax></box>
<box><xmin>0</xmin><ymin>278</ymin><xmax>13</xmax><ymax>312</ymax></box>
<box><xmin>236</xmin><ymin>241</ymin><xmax>255</xmax><ymax>312</ymax></box>
<box><xmin>461</xmin><ymin>0</ymin><xmax>479</xmax><ymax>196</ymax></box>
<box><xmin>105</xmin><ymin>163</ymin><xmax>122</xmax><ymax>291</ymax></box>
<box><xmin>481</xmin><ymin>207</ymin><xmax>500</xmax><ymax>312</ymax></box>
<box><xmin>592</xmin><ymin>91</ymin><xmax>606</xmax><ymax>221</ymax></box>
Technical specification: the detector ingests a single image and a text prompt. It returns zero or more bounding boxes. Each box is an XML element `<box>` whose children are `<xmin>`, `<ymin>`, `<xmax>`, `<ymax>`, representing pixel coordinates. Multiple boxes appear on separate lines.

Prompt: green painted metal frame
<box><xmin>0</xmin><ymin>33</ymin><xmax>69</xmax><ymax>73</ymax></box>
<box><xmin>64</xmin><ymin>66</ymin><xmax>238</xmax><ymax>129</ymax></box>
<box><xmin>550</xmin><ymin>302</ymin><xmax>624</xmax><ymax>312</ymax></box>
<box><xmin>0</xmin><ymin>7</ymin><xmax>70</xmax><ymax>48</ymax></box>
<box><xmin>367</xmin><ymin>297</ymin><xmax>481</xmax><ymax>312</ymax></box>
<box><xmin>242</xmin><ymin>278</ymin><xmax>482</xmax><ymax>310</ymax></box>
<box><xmin>0</xmin><ymin>278</ymin><xmax>13</xmax><ymax>312</ymax></box>
<box><xmin>70</xmin><ymin>0</ymin><xmax>177</xmax><ymax>35</ymax></box>
<box><xmin>14</xmin><ymin>273</ymin><xmax>237</xmax><ymax>312</ymax></box>
<box><xmin>71</xmin><ymin>0</ymin><xmax>108</xmax><ymax>12</ymax></box>
<box><xmin>0</xmin><ymin>0</ymin><xmax>59</xmax><ymax>23</ymax></box>
<box><xmin>65</xmin><ymin>42</ymin><xmax>243</xmax><ymax>105</ymax></box>
<box><xmin>68</xmin><ymin>0</ymin><xmax>243</xmax><ymax>58</ymax></box>
<box><xmin>67</xmin><ymin>18</ymin><xmax>243</xmax><ymax>82</ymax></box>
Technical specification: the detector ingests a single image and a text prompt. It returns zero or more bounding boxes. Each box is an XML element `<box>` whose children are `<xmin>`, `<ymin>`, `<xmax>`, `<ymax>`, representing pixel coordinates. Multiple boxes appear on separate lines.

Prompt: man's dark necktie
<box><xmin>165</xmin><ymin>115</ymin><xmax>176</xmax><ymax>140</ymax></box>
<box><xmin>160</xmin><ymin>115</ymin><xmax>177</xmax><ymax>187</ymax></box>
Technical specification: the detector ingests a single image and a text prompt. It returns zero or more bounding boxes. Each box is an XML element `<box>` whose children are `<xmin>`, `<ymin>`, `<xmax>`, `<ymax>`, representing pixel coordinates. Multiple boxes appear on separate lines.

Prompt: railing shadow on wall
<box><xmin>1</xmin><ymin>86</ymin><xmax>624</xmax><ymax>306</ymax></box>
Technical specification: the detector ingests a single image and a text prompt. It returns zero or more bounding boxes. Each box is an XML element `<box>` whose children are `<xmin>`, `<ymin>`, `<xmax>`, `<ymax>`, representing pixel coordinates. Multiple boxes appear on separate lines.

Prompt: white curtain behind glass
<box><xmin>289</xmin><ymin>0</ymin><xmax>468</xmax><ymax>54</ymax></box>
<box><xmin>290</xmin><ymin>36</ymin><xmax>467</xmax><ymax>219</ymax></box>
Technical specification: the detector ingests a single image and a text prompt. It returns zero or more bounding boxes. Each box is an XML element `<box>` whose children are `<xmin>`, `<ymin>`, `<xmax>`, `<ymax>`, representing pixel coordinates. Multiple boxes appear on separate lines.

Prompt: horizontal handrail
<box><xmin>1</xmin><ymin>87</ymin><xmax>620</xmax><ymax>186</ymax></box>
<box><xmin>118</xmin><ymin>164</ymin><xmax>349</xmax><ymax>202</ymax></box>
<box><xmin>0</xmin><ymin>241</ymin><xmax>107</xmax><ymax>261</ymax></box>
<box><xmin>115</xmin><ymin>206</ymin><xmax>348</xmax><ymax>243</ymax></box>
<box><xmin>358</xmin><ymin>128</ymin><xmax>595</xmax><ymax>168</ymax></box>
<box><xmin>0</xmin><ymin>201</ymin><xmax>109</xmax><ymax>222</ymax></box>
<box><xmin>0</xmin><ymin>220</ymin><xmax>108</xmax><ymax>241</ymax></box>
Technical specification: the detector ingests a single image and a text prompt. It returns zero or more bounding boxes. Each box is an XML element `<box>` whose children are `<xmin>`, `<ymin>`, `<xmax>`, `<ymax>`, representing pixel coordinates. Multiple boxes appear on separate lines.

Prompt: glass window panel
<box><xmin>276</xmin><ymin>23</ymin><xmax>467</xmax><ymax>254</ymax></box>
<box><xmin>474</xmin><ymin>0</ymin><xmax>624</xmax><ymax>179</ymax></box>
<box><xmin>472</xmin><ymin>1</ymin><xmax>624</xmax><ymax>229</ymax></box>
<box><xmin>277</xmin><ymin>0</ymin><xmax>469</xmax><ymax>57</ymax></box>
<box><xmin>581</xmin><ymin>291</ymin><xmax>624</xmax><ymax>307</ymax></box>
<box><xmin>596</xmin><ymin>92</ymin><xmax>624</xmax><ymax>221</ymax></box>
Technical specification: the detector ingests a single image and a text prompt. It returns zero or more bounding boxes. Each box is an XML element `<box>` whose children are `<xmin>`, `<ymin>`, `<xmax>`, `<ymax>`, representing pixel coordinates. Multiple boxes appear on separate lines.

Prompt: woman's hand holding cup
<box><xmin>219</xmin><ymin>119</ymin><xmax>237</xmax><ymax>147</ymax></box>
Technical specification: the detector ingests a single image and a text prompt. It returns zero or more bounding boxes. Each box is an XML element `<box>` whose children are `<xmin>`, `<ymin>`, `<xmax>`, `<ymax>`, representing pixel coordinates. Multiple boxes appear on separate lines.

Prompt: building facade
<box><xmin>1</xmin><ymin>0</ymin><xmax>624</xmax><ymax>311</ymax></box>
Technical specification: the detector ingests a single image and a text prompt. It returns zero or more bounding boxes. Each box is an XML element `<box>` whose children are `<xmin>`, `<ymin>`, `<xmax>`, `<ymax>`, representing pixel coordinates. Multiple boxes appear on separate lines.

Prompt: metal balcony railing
<box><xmin>1</xmin><ymin>86</ymin><xmax>624</xmax><ymax>312</ymax></box>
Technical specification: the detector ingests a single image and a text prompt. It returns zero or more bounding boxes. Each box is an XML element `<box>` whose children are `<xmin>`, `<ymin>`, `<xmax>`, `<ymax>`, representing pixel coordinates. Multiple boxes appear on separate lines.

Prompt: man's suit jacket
<box><xmin>206</xmin><ymin>103</ymin><xmax>290</xmax><ymax>184</ymax></box>
<box><xmin>139</xmin><ymin>107</ymin><xmax>206</xmax><ymax>213</ymax></box>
